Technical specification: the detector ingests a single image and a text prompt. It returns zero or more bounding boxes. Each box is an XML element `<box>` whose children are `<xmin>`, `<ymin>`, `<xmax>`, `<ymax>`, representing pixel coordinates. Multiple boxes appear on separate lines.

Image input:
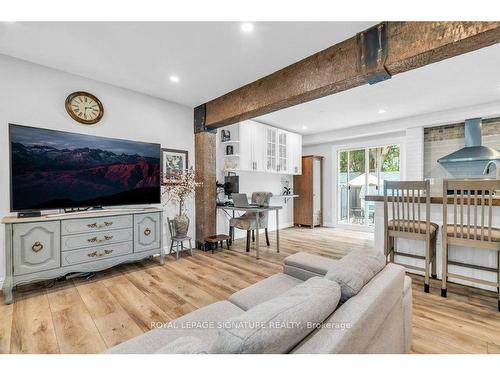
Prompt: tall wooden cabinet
<box><xmin>294</xmin><ymin>156</ymin><xmax>323</xmax><ymax>228</ymax></box>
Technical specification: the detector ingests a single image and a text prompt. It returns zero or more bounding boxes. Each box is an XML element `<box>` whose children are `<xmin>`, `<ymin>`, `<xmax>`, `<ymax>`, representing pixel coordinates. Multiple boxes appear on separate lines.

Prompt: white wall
<box><xmin>0</xmin><ymin>54</ymin><xmax>194</xmax><ymax>284</ymax></box>
<box><xmin>405</xmin><ymin>127</ymin><xmax>424</xmax><ymax>180</ymax></box>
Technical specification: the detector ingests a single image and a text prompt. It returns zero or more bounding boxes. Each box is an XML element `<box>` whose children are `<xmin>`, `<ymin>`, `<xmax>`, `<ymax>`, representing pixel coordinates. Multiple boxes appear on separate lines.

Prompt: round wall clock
<box><xmin>65</xmin><ymin>91</ymin><xmax>104</xmax><ymax>125</ymax></box>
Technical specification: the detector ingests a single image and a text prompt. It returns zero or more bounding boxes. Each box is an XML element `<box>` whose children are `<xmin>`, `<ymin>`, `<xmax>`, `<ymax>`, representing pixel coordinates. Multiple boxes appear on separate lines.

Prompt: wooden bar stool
<box><xmin>441</xmin><ymin>179</ymin><xmax>500</xmax><ymax>311</ymax></box>
<box><xmin>384</xmin><ymin>180</ymin><xmax>438</xmax><ymax>293</ymax></box>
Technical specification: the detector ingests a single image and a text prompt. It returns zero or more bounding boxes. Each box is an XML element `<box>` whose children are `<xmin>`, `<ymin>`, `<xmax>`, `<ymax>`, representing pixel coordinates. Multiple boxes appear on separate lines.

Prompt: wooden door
<box><xmin>313</xmin><ymin>157</ymin><xmax>322</xmax><ymax>226</ymax></box>
<box><xmin>294</xmin><ymin>156</ymin><xmax>314</xmax><ymax>226</ymax></box>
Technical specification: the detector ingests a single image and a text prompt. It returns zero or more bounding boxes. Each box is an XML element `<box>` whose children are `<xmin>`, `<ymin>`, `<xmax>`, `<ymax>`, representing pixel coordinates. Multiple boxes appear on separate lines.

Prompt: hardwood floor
<box><xmin>1</xmin><ymin>226</ymin><xmax>499</xmax><ymax>354</ymax></box>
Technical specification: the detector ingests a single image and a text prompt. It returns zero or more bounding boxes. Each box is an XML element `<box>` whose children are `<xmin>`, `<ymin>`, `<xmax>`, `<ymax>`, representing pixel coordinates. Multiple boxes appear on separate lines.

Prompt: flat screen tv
<box><xmin>9</xmin><ymin>124</ymin><xmax>161</xmax><ymax>212</ymax></box>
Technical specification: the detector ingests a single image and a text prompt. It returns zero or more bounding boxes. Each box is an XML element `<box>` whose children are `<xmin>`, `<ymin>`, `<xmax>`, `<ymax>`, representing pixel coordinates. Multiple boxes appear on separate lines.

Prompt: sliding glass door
<box><xmin>338</xmin><ymin>144</ymin><xmax>400</xmax><ymax>228</ymax></box>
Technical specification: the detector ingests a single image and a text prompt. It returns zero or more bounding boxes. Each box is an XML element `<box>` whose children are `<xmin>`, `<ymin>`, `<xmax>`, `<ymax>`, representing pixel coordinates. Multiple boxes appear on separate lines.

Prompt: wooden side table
<box><xmin>205</xmin><ymin>234</ymin><xmax>231</xmax><ymax>254</ymax></box>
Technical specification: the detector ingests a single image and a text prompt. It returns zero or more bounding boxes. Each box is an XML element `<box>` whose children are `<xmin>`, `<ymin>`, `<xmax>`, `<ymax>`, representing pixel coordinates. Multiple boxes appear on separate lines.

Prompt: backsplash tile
<box><xmin>424</xmin><ymin>117</ymin><xmax>500</xmax><ymax>194</ymax></box>
<box><xmin>424</xmin><ymin>117</ymin><xmax>500</xmax><ymax>142</ymax></box>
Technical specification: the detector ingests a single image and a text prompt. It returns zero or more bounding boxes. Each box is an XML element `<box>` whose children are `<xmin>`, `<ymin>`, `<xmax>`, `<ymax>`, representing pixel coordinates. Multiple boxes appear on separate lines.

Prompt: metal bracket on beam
<box><xmin>357</xmin><ymin>22</ymin><xmax>392</xmax><ymax>85</ymax></box>
<box><xmin>194</xmin><ymin>104</ymin><xmax>217</xmax><ymax>133</ymax></box>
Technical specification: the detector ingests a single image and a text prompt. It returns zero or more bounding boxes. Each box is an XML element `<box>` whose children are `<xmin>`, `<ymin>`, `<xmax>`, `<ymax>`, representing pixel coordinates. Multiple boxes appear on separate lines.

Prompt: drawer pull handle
<box><xmin>32</xmin><ymin>241</ymin><xmax>44</xmax><ymax>252</ymax></box>
<box><xmin>87</xmin><ymin>221</ymin><xmax>113</xmax><ymax>229</ymax></box>
<box><xmin>144</xmin><ymin>228</ymin><xmax>151</xmax><ymax>236</ymax></box>
<box><xmin>87</xmin><ymin>235</ymin><xmax>114</xmax><ymax>243</ymax></box>
<box><xmin>88</xmin><ymin>249</ymin><xmax>114</xmax><ymax>258</ymax></box>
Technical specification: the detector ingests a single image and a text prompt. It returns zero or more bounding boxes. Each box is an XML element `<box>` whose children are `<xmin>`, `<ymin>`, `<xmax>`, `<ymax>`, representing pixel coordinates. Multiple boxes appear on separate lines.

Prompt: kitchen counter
<box><xmin>365</xmin><ymin>194</ymin><xmax>500</xmax><ymax>206</ymax></box>
<box><xmin>367</xmin><ymin>194</ymin><xmax>500</xmax><ymax>291</ymax></box>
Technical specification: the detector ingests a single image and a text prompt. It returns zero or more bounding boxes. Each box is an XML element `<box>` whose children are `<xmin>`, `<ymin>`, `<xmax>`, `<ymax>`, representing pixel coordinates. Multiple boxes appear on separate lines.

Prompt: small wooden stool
<box><xmin>205</xmin><ymin>234</ymin><xmax>231</xmax><ymax>254</ymax></box>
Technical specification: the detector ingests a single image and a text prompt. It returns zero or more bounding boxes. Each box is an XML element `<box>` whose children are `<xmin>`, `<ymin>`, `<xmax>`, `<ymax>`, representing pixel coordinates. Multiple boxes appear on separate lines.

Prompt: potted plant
<box><xmin>162</xmin><ymin>167</ymin><xmax>202</xmax><ymax>237</ymax></box>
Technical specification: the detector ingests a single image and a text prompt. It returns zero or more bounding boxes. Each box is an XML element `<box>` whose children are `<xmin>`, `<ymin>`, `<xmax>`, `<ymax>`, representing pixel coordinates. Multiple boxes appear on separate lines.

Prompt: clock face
<box><xmin>65</xmin><ymin>92</ymin><xmax>103</xmax><ymax>124</ymax></box>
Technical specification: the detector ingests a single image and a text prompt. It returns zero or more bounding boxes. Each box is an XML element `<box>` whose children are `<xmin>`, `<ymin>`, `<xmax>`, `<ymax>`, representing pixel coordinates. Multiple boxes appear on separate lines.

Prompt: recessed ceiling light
<box><xmin>378</xmin><ymin>109</ymin><xmax>386</xmax><ymax>114</ymax></box>
<box><xmin>169</xmin><ymin>75</ymin><xmax>180</xmax><ymax>83</ymax></box>
<box><xmin>302</xmin><ymin>125</ymin><xmax>308</xmax><ymax>130</ymax></box>
<box><xmin>241</xmin><ymin>22</ymin><xmax>254</xmax><ymax>33</ymax></box>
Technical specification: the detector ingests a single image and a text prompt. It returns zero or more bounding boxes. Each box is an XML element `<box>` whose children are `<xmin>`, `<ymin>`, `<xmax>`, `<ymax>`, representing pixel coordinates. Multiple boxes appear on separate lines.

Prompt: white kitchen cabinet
<box><xmin>239</xmin><ymin>120</ymin><xmax>265</xmax><ymax>172</ymax></box>
<box><xmin>277</xmin><ymin>130</ymin><xmax>288</xmax><ymax>173</ymax></box>
<box><xmin>220</xmin><ymin>121</ymin><xmax>302</xmax><ymax>175</ymax></box>
<box><xmin>238</xmin><ymin>123</ymin><xmax>253</xmax><ymax>171</ymax></box>
<box><xmin>265</xmin><ymin>127</ymin><xmax>277</xmax><ymax>172</ymax></box>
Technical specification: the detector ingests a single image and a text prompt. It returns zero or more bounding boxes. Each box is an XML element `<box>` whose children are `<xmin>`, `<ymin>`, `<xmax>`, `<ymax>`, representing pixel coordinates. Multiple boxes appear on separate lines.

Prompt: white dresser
<box><xmin>2</xmin><ymin>207</ymin><xmax>163</xmax><ymax>304</ymax></box>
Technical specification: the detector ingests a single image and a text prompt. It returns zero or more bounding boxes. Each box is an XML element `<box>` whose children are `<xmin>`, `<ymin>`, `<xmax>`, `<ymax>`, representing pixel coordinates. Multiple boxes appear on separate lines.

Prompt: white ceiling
<box><xmin>256</xmin><ymin>43</ymin><xmax>500</xmax><ymax>135</ymax></box>
<box><xmin>0</xmin><ymin>21</ymin><xmax>375</xmax><ymax>107</ymax></box>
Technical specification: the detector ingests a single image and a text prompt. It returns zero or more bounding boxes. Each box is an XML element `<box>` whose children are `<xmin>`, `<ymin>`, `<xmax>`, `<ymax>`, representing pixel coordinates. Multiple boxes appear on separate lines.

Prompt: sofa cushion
<box><xmin>229</xmin><ymin>273</ymin><xmax>303</xmax><ymax>310</ymax></box>
<box><xmin>154</xmin><ymin>336</ymin><xmax>210</xmax><ymax>354</ymax></box>
<box><xmin>292</xmin><ymin>263</ymin><xmax>406</xmax><ymax>354</ymax></box>
<box><xmin>283</xmin><ymin>252</ymin><xmax>338</xmax><ymax>280</ymax></box>
<box><xmin>212</xmin><ymin>277</ymin><xmax>341</xmax><ymax>354</ymax></box>
<box><xmin>105</xmin><ymin>301</ymin><xmax>244</xmax><ymax>354</ymax></box>
<box><xmin>325</xmin><ymin>250</ymin><xmax>386</xmax><ymax>302</ymax></box>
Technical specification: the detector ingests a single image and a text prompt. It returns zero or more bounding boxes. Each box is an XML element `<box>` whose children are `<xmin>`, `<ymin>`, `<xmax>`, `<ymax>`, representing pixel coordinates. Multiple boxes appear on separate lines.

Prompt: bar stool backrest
<box><xmin>383</xmin><ymin>180</ymin><xmax>431</xmax><ymax>237</ymax></box>
<box><xmin>443</xmin><ymin>179</ymin><xmax>500</xmax><ymax>245</ymax></box>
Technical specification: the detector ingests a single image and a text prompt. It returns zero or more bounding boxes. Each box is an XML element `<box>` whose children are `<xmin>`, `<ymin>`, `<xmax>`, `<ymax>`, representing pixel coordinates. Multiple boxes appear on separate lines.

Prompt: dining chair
<box><xmin>442</xmin><ymin>179</ymin><xmax>500</xmax><ymax>311</ymax></box>
<box><xmin>166</xmin><ymin>217</ymin><xmax>193</xmax><ymax>260</ymax></box>
<box><xmin>229</xmin><ymin>192</ymin><xmax>273</xmax><ymax>252</ymax></box>
<box><xmin>384</xmin><ymin>180</ymin><xmax>438</xmax><ymax>293</ymax></box>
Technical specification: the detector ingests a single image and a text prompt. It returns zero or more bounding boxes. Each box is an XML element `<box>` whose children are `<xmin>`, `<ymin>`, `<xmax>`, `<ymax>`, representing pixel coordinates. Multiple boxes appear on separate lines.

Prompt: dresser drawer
<box><xmin>61</xmin><ymin>228</ymin><xmax>133</xmax><ymax>251</ymax></box>
<box><xmin>61</xmin><ymin>241</ymin><xmax>133</xmax><ymax>266</ymax></box>
<box><xmin>61</xmin><ymin>215</ymin><xmax>133</xmax><ymax>235</ymax></box>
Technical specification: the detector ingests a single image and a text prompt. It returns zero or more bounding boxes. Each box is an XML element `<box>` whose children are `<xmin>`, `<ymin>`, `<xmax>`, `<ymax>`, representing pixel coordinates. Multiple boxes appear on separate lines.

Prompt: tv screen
<box><xmin>9</xmin><ymin>124</ymin><xmax>161</xmax><ymax>211</ymax></box>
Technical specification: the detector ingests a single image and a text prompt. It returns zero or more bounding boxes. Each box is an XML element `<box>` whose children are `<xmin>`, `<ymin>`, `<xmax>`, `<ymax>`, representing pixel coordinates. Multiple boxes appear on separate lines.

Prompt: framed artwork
<box><xmin>161</xmin><ymin>148</ymin><xmax>188</xmax><ymax>182</ymax></box>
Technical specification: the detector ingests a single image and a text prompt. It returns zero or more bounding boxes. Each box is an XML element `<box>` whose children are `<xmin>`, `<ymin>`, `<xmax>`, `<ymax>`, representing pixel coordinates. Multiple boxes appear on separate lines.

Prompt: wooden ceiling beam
<box><xmin>201</xmin><ymin>22</ymin><xmax>500</xmax><ymax>128</ymax></box>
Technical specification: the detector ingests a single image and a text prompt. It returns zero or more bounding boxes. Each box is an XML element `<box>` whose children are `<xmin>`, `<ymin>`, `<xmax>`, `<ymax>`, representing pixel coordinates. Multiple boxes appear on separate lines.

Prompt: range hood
<box><xmin>437</xmin><ymin>118</ymin><xmax>500</xmax><ymax>163</ymax></box>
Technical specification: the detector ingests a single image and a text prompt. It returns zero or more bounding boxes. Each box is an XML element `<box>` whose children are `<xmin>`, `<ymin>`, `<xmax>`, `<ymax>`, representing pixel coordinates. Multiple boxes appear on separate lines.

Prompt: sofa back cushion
<box><xmin>325</xmin><ymin>250</ymin><xmax>386</xmax><ymax>302</ymax></box>
<box><xmin>292</xmin><ymin>263</ymin><xmax>406</xmax><ymax>354</ymax></box>
<box><xmin>212</xmin><ymin>277</ymin><xmax>341</xmax><ymax>354</ymax></box>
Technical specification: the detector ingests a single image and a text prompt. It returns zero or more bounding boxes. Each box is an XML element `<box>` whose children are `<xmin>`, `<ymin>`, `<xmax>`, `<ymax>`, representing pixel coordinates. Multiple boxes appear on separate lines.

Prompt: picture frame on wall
<box><xmin>161</xmin><ymin>148</ymin><xmax>188</xmax><ymax>183</ymax></box>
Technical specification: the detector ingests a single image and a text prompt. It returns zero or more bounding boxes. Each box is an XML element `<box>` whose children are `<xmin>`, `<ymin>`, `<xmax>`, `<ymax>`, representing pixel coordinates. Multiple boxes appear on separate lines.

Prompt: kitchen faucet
<box><xmin>483</xmin><ymin>160</ymin><xmax>500</xmax><ymax>179</ymax></box>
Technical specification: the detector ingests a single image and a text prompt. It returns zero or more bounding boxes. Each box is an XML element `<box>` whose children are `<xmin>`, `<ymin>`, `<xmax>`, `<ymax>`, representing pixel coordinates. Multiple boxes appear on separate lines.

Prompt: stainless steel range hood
<box><xmin>437</xmin><ymin>118</ymin><xmax>500</xmax><ymax>163</ymax></box>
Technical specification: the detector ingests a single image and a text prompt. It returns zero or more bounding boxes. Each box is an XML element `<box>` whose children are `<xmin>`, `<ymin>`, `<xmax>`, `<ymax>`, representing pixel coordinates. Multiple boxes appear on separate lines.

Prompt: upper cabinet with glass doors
<box><xmin>220</xmin><ymin>120</ymin><xmax>302</xmax><ymax>175</ymax></box>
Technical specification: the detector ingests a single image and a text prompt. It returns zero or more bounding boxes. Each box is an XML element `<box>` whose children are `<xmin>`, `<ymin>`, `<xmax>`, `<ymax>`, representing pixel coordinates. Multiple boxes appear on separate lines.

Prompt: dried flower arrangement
<box><xmin>162</xmin><ymin>167</ymin><xmax>202</xmax><ymax>215</ymax></box>
<box><xmin>161</xmin><ymin>167</ymin><xmax>203</xmax><ymax>237</ymax></box>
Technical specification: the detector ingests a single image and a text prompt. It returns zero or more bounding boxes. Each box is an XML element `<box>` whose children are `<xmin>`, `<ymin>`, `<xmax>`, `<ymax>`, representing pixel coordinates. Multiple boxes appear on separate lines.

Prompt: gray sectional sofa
<box><xmin>106</xmin><ymin>250</ymin><xmax>412</xmax><ymax>354</ymax></box>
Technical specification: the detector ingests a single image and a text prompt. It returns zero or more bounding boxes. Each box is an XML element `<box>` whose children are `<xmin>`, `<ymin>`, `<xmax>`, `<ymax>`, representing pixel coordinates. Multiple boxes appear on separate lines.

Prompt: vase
<box><xmin>173</xmin><ymin>214</ymin><xmax>190</xmax><ymax>237</ymax></box>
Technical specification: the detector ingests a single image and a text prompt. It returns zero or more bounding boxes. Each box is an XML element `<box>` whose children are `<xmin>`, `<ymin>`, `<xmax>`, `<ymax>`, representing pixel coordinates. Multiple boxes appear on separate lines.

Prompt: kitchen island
<box><xmin>366</xmin><ymin>194</ymin><xmax>500</xmax><ymax>291</ymax></box>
